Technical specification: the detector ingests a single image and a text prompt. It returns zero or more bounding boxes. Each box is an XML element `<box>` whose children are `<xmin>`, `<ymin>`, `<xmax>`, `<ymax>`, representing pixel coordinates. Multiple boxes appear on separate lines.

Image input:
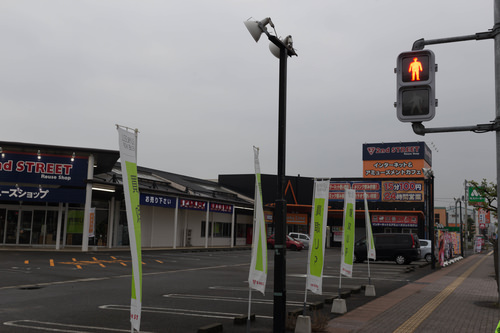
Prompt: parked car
<box><xmin>419</xmin><ymin>239</ymin><xmax>433</xmax><ymax>262</ymax></box>
<box><xmin>288</xmin><ymin>232</ymin><xmax>310</xmax><ymax>249</ymax></box>
<box><xmin>267</xmin><ymin>234</ymin><xmax>304</xmax><ymax>251</ymax></box>
<box><xmin>354</xmin><ymin>233</ymin><xmax>421</xmax><ymax>265</ymax></box>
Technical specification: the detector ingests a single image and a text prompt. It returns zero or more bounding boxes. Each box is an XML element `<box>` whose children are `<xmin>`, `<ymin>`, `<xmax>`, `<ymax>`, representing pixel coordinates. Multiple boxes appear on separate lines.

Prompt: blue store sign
<box><xmin>0</xmin><ymin>152</ymin><xmax>88</xmax><ymax>187</ymax></box>
<box><xmin>0</xmin><ymin>185</ymin><xmax>85</xmax><ymax>204</ymax></box>
<box><xmin>140</xmin><ymin>193</ymin><xmax>177</xmax><ymax>208</ymax></box>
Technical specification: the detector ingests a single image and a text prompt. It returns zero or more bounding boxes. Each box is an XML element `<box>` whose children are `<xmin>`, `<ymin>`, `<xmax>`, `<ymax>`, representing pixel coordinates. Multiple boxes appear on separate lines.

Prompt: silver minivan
<box><xmin>288</xmin><ymin>232</ymin><xmax>310</xmax><ymax>249</ymax></box>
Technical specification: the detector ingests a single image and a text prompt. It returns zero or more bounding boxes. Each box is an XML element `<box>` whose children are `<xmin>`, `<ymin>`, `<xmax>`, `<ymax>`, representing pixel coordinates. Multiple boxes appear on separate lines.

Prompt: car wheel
<box><xmin>395</xmin><ymin>255</ymin><xmax>407</xmax><ymax>265</ymax></box>
<box><xmin>425</xmin><ymin>253</ymin><xmax>432</xmax><ymax>263</ymax></box>
<box><xmin>290</xmin><ymin>245</ymin><xmax>297</xmax><ymax>251</ymax></box>
<box><xmin>268</xmin><ymin>243</ymin><xmax>274</xmax><ymax>249</ymax></box>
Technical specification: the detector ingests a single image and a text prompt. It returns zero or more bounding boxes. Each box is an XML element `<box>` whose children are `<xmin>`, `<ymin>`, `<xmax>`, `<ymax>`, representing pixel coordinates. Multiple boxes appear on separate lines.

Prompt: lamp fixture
<box><xmin>37</xmin><ymin>150</ymin><xmax>41</xmax><ymax>160</ymax></box>
<box><xmin>244</xmin><ymin>17</ymin><xmax>297</xmax><ymax>58</ymax></box>
<box><xmin>0</xmin><ymin>147</ymin><xmax>4</xmax><ymax>158</ymax></box>
<box><xmin>269</xmin><ymin>35</ymin><xmax>294</xmax><ymax>59</ymax></box>
<box><xmin>71</xmin><ymin>152</ymin><xmax>75</xmax><ymax>162</ymax></box>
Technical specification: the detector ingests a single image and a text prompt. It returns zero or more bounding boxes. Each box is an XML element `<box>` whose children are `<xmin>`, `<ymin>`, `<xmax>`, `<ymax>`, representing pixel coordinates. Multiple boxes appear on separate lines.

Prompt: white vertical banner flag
<box><xmin>306</xmin><ymin>179</ymin><xmax>330</xmax><ymax>295</ymax></box>
<box><xmin>248</xmin><ymin>147</ymin><xmax>267</xmax><ymax>294</ymax></box>
<box><xmin>341</xmin><ymin>189</ymin><xmax>356</xmax><ymax>278</ymax></box>
<box><xmin>364</xmin><ymin>192</ymin><xmax>376</xmax><ymax>260</ymax></box>
<box><xmin>117</xmin><ymin>126</ymin><xmax>143</xmax><ymax>332</ymax></box>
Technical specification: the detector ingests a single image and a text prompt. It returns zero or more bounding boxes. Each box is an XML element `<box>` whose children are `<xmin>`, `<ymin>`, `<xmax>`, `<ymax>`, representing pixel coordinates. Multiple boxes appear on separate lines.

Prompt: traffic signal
<box><xmin>396</xmin><ymin>50</ymin><xmax>436</xmax><ymax>122</ymax></box>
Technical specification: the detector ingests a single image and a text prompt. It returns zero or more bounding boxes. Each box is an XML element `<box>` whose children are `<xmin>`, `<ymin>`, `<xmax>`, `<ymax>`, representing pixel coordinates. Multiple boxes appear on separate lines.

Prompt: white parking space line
<box><xmin>3</xmin><ymin>319</ymin><xmax>155</xmax><ymax>333</ymax></box>
<box><xmin>99</xmin><ymin>304</ymin><xmax>273</xmax><ymax>320</ymax></box>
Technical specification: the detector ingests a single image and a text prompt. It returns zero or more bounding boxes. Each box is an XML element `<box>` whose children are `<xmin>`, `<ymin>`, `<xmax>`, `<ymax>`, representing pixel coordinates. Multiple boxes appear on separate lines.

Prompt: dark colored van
<box><xmin>354</xmin><ymin>233</ymin><xmax>421</xmax><ymax>265</ymax></box>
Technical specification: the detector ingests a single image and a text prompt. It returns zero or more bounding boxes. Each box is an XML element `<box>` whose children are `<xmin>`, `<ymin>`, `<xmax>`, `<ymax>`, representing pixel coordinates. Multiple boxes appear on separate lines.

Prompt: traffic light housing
<box><xmin>396</xmin><ymin>50</ymin><xmax>436</xmax><ymax>122</ymax></box>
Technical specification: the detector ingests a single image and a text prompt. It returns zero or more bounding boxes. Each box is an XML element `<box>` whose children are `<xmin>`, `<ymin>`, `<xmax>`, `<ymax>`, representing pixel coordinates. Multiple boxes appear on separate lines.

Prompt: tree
<box><xmin>469</xmin><ymin>179</ymin><xmax>498</xmax><ymax>297</ymax></box>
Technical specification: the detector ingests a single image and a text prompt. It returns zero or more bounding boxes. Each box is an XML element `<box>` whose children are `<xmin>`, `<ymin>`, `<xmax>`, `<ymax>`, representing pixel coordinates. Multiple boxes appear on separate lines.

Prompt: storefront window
<box><xmin>0</xmin><ymin>209</ymin><xmax>5</xmax><ymax>244</ymax></box>
<box><xmin>66</xmin><ymin>209</ymin><xmax>84</xmax><ymax>246</ymax></box>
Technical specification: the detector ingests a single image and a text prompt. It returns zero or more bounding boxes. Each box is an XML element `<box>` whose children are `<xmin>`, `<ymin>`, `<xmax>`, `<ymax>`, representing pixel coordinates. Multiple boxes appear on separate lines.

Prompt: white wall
<box><xmin>139</xmin><ymin>205</ymin><xmax>254</xmax><ymax>248</ymax></box>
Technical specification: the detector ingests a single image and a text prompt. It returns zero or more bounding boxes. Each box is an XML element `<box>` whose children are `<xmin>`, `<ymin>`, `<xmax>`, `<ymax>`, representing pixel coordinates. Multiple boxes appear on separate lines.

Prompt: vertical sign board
<box><xmin>306</xmin><ymin>179</ymin><xmax>330</xmax><ymax>295</ymax></box>
<box><xmin>341</xmin><ymin>189</ymin><xmax>356</xmax><ymax>277</ymax></box>
<box><xmin>248</xmin><ymin>147</ymin><xmax>267</xmax><ymax>294</ymax></box>
<box><xmin>117</xmin><ymin>127</ymin><xmax>142</xmax><ymax>332</ymax></box>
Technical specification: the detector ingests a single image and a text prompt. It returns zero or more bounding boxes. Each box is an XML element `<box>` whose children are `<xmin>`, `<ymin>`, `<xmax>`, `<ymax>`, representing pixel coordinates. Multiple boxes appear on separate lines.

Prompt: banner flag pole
<box><xmin>364</xmin><ymin>191</ymin><xmax>377</xmax><ymax>296</ymax></box>
<box><xmin>247</xmin><ymin>147</ymin><xmax>268</xmax><ymax>331</ymax></box>
<box><xmin>333</xmin><ymin>188</ymin><xmax>355</xmax><ymax>314</ymax></box>
<box><xmin>305</xmin><ymin>179</ymin><xmax>330</xmax><ymax>306</ymax></box>
<box><xmin>117</xmin><ymin>125</ymin><xmax>143</xmax><ymax>333</ymax></box>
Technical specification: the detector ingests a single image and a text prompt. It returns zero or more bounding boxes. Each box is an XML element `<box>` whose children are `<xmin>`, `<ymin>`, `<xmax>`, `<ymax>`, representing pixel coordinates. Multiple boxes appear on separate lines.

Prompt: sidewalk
<box><xmin>326</xmin><ymin>252</ymin><xmax>499</xmax><ymax>333</ymax></box>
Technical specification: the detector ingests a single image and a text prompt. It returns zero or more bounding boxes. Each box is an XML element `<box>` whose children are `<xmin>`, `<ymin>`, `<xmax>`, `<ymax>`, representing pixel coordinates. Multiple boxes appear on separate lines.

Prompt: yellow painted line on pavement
<box><xmin>72</xmin><ymin>258</ymin><xmax>82</xmax><ymax>270</ymax></box>
<box><xmin>155</xmin><ymin>260</ymin><xmax>163</xmax><ymax>264</ymax></box>
<box><xmin>93</xmin><ymin>257</ymin><xmax>106</xmax><ymax>268</ymax></box>
<box><xmin>50</xmin><ymin>259</ymin><xmax>54</xmax><ymax>267</ymax></box>
<box><xmin>24</xmin><ymin>260</ymin><xmax>29</xmax><ymax>264</ymax></box>
<box><xmin>120</xmin><ymin>262</ymin><xmax>127</xmax><ymax>267</ymax></box>
<box><xmin>393</xmin><ymin>255</ymin><xmax>489</xmax><ymax>333</ymax></box>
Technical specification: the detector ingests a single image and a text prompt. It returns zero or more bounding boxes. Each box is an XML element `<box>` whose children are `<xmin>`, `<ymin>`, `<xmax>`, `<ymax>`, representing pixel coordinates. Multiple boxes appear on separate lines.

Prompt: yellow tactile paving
<box><xmin>393</xmin><ymin>255</ymin><xmax>488</xmax><ymax>333</ymax></box>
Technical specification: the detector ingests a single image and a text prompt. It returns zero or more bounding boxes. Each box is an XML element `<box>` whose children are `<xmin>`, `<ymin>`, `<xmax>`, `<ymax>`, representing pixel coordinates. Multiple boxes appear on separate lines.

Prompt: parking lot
<box><xmin>0</xmin><ymin>248</ymin><xmax>432</xmax><ymax>332</ymax></box>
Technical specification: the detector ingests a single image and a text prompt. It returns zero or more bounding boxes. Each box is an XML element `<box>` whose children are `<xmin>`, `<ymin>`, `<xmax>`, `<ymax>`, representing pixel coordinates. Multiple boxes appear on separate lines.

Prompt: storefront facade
<box><xmin>0</xmin><ymin>141</ymin><xmax>253</xmax><ymax>251</ymax></box>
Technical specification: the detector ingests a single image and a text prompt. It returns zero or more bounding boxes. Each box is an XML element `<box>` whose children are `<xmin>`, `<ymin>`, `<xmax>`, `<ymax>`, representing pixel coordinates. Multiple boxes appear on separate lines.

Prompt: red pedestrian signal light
<box><xmin>396</xmin><ymin>50</ymin><xmax>436</xmax><ymax>122</ymax></box>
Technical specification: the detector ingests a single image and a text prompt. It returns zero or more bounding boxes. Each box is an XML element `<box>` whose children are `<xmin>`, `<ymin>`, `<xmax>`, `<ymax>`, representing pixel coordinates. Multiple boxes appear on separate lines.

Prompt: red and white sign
<box><xmin>372</xmin><ymin>214</ymin><xmax>418</xmax><ymax>227</ymax></box>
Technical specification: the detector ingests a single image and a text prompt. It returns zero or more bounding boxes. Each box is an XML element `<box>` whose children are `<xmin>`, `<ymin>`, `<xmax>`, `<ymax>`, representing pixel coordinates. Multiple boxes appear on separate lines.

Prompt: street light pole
<box><xmin>273</xmin><ymin>40</ymin><xmax>288</xmax><ymax>333</ymax></box>
<box><xmin>244</xmin><ymin>18</ymin><xmax>297</xmax><ymax>333</ymax></box>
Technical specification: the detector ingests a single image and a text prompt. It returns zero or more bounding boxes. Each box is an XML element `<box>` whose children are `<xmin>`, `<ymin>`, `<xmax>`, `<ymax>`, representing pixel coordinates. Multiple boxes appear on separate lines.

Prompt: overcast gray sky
<box><xmin>0</xmin><ymin>0</ymin><xmax>496</xmax><ymax>209</ymax></box>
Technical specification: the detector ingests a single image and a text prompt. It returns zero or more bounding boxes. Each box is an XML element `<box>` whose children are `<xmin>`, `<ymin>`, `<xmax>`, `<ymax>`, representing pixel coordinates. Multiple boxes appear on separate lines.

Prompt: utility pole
<box><xmin>494</xmin><ymin>0</ymin><xmax>500</xmax><ymax>304</ymax></box>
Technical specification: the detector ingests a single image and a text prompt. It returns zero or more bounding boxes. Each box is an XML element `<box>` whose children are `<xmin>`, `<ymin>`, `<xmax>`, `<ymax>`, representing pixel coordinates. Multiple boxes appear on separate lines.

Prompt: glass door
<box><xmin>5</xmin><ymin>210</ymin><xmax>19</xmax><ymax>244</ymax></box>
<box><xmin>0</xmin><ymin>209</ymin><xmax>5</xmax><ymax>244</ymax></box>
<box><xmin>18</xmin><ymin>210</ymin><xmax>33</xmax><ymax>244</ymax></box>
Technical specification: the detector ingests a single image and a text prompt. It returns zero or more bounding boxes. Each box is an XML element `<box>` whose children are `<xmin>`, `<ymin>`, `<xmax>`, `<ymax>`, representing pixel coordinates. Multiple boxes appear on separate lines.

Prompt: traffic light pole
<box><xmin>406</xmin><ymin>0</ymin><xmax>500</xmax><ymax>303</ymax></box>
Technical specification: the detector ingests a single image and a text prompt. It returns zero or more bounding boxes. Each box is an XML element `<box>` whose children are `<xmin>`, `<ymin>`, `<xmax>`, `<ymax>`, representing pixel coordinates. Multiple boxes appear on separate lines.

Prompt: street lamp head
<box><xmin>269</xmin><ymin>35</ymin><xmax>294</xmax><ymax>58</ymax></box>
<box><xmin>244</xmin><ymin>17</ymin><xmax>274</xmax><ymax>42</ymax></box>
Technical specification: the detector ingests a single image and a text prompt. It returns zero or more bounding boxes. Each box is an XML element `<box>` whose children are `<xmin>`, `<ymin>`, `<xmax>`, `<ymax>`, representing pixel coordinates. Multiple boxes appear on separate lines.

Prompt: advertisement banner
<box><xmin>88</xmin><ymin>208</ymin><xmax>95</xmax><ymax>238</ymax></box>
<box><xmin>306</xmin><ymin>179</ymin><xmax>330</xmax><ymax>295</ymax></box>
<box><xmin>364</xmin><ymin>192</ymin><xmax>376</xmax><ymax>260</ymax></box>
<box><xmin>341</xmin><ymin>189</ymin><xmax>356</xmax><ymax>278</ymax></box>
<box><xmin>372</xmin><ymin>215</ymin><xmax>418</xmax><ymax>227</ymax></box>
<box><xmin>329</xmin><ymin>180</ymin><xmax>424</xmax><ymax>202</ymax></box>
<box><xmin>248</xmin><ymin>147</ymin><xmax>267</xmax><ymax>295</ymax></box>
<box><xmin>117</xmin><ymin>126</ymin><xmax>142</xmax><ymax>332</ymax></box>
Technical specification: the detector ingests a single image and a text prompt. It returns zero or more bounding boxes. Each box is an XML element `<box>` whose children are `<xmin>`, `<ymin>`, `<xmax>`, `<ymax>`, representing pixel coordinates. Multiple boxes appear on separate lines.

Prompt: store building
<box><xmin>219</xmin><ymin>141</ymin><xmax>435</xmax><ymax>245</ymax></box>
<box><xmin>0</xmin><ymin>141</ymin><xmax>254</xmax><ymax>251</ymax></box>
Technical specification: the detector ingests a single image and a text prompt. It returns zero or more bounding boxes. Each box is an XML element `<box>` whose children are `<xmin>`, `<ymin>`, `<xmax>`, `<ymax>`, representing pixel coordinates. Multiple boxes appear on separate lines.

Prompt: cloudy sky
<box><xmin>0</xmin><ymin>0</ymin><xmax>496</xmax><ymax>209</ymax></box>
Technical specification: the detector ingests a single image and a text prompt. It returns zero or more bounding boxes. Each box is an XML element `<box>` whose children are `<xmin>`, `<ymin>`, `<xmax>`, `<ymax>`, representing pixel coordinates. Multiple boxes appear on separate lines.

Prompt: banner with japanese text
<box><xmin>306</xmin><ymin>179</ymin><xmax>330</xmax><ymax>294</ymax></box>
<box><xmin>341</xmin><ymin>189</ymin><xmax>356</xmax><ymax>277</ymax></box>
<box><xmin>248</xmin><ymin>147</ymin><xmax>267</xmax><ymax>294</ymax></box>
<box><xmin>117</xmin><ymin>127</ymin><xmax>142</xmax><ymax>332</ymax></box>
<box><xmin>364</xmin><ymin>192</ymin><xmax>376</xmax><ymax>260</ymax></box>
